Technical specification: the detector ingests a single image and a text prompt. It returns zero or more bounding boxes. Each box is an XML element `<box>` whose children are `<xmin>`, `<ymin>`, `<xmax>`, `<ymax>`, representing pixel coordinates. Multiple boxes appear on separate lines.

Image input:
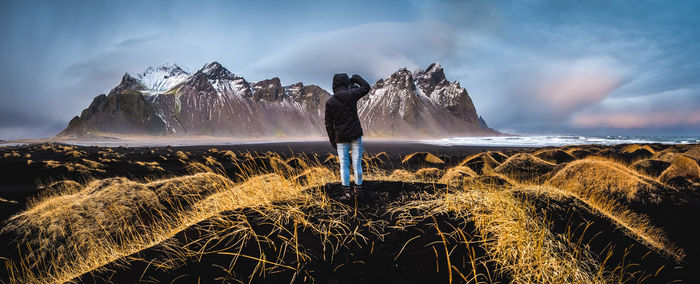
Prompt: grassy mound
<box><xmin>684</xmin><ymin>145</ymin><xmax>700</xmax><ymax>161</ymax></box>
<box><xmin>494</xmin><ymin>153</ymin><xmax>556</xmax><ymax>182</ymax></box>
<box><xmin>438</xmin><ymin>166</ymin><xmax>477</xmax><ymax>186</ymax></box>
<box><xmin>414</xmin><ymin>167</ymin><xmax>444</xmax><ymax>182</ymax></box>
<box><xmin>534</xmin><ymin>149</ymin><xmax>576</xmax><ymax>164</ymax></box>
<box><xmin>659</xmin><ymin>155</ymin><xmax>700</xmax><ymax>186</ymax></box>
<box><xmin>619</xmin><ymin>144</ymin><xmax>656</xmax><ymax>162</ymax></box>
<box><xmin>401</xmin><ymin>152</ymin><xmax>445</xmax><ymax>166</ymax></box>
<box><xmin>488</xmin><ymin>151</ymin><xmax>509</xmax><ymax>163</ymax></box>
<box><xmin>0</xmin><ymin>168</ymin><xmax>323</xmax><ymax>284</ymax></box>
<box><xmin>632</xmin><ymin>159</ymin><xmax>671</xmax><ymax>178</ymax></box>
<box><xmin>566</xmin><ymin>148</ymin><xmax>594</xmax><ymax>159</ymax></box>
<box><xmin>457</xmin><ymin>152</ymin><xmax>501</xmax><ymax>174</ymax></box>
<box><xmin>548</xmin><ymin>158</ymin><xmax>659</xmax><ymax>202</ymax></box>
<box><xmin>389</xmin><ymin>169</ymin><xmax>416</xmax><ymax>182</ymax></box>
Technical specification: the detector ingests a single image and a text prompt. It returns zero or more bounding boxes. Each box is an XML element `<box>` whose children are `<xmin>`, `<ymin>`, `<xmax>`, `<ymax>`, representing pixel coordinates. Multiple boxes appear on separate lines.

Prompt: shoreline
<box><xmin>2</xmin><ymin>134</ymin><xmax>697</xmax><ymax>149</ymax></box>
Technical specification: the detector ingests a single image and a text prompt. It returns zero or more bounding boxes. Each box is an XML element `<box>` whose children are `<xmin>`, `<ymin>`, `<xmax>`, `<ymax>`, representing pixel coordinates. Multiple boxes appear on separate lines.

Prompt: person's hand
<box><xmin>351</xmin><ymin>74</ymin><xmax>363</xmax><ymax>83</ymax></box>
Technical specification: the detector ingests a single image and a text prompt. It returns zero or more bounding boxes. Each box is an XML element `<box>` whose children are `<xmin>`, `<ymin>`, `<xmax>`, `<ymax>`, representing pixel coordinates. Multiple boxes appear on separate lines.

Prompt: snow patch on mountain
<box><xmin>129</xmin><ymin>63</ymin><xmax>190</xmax><ymax>95</ymax></box>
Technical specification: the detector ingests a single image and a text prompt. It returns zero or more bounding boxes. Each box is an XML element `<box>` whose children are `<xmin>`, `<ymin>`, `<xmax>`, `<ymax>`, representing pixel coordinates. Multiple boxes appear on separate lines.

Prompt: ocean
<box><xmin>419</xmin><ymin>135</ymin><xmax>700</xmax><ymax>147</ymax></box>
<box><xmin>1</xmin><ymin>135</ymin><xmax>698</xmax><ymax>148</ymax></box>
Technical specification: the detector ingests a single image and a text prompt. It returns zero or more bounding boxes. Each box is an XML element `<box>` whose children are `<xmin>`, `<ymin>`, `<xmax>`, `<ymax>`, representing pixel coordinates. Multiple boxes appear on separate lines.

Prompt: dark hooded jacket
<box><xmin>324</xmin><ymin>73</ymin><xmax>371</xmax><ymax>148</ymax></box>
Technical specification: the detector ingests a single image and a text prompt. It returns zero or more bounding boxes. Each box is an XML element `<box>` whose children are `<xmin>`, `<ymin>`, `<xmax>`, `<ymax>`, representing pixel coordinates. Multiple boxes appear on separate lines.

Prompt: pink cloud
<box><xmin>533</xmin><ymin>58</ymin><xmax>625</xmax><ymax>117</ymax></box>
<box><xmin>571</xmin><ymin>111</ymin><xmax>700</xmax><ymax>128</ymax></box>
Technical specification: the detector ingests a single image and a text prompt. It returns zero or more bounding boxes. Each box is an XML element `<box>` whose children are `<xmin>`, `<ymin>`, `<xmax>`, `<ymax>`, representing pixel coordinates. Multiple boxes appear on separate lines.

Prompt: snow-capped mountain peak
<box><xmin>128</xmin><ymin>63</ymin><xmax>190</xmax><ymax>95</ymax></box>
<box><xmin>197</xmin><ymin>62</ymin><xmax>236</xmax><ymax>80</ymax></box>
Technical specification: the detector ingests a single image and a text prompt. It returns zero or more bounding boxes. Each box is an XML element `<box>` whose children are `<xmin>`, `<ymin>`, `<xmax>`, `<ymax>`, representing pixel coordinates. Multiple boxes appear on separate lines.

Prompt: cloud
<box><xmin>247</xmin><ymin>21</ymin><xmax>456</xmax><ymax>88</ymax></box>
<box><xmin>460</xmin><ymin>49</ymin><xmax>627</xmax><ymax>131</ymax></box>
<box><xmin>531</xmin><ymin>57</ymin><xmax>626</xmax><ymax>117</ymax></box>
<box><xmin>571</xmin><ymin>112</ymin><xmax>700</xmax><ymax>129</ymax></box>
<box><xmin>570</xmin><ymin>88</ymin><xmax>700</xmax><ymax>129</ymax></box>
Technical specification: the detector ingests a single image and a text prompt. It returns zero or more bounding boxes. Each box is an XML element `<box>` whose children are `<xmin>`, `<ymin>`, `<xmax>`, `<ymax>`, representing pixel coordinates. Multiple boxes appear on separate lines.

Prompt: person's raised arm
<box><xmin>324</xmin><ymin>104</ymin><xmax>337</xmax><ymax>149</ymax></box>
<box><xmin>349</xmin><ymin>74</ymin><xmax>371</xmax><ymax>101</ymax></box>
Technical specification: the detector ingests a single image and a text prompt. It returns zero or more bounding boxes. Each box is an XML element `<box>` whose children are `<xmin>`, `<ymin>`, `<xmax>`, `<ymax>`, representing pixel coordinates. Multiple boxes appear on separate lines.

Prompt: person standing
<box><xmin>324</xmin><ymin>73</ymin><xmax>371</xmax><ymax>200</ymax></box>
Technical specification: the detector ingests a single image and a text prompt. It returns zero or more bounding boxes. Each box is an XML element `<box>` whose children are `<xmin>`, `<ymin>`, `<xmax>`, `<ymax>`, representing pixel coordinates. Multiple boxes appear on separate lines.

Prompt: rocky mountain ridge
<box><xmin>60</xmin><ymin>62</ymin><xmax>496</xmax><ymax>138</ymax></box>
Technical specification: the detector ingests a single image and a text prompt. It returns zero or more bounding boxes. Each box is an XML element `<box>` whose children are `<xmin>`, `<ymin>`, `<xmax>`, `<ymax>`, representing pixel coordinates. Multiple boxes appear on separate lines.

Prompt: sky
<box><xmin>0</xmin><ymin>0</ymin><xmax>699</xmax><ymax>139</ymax></box>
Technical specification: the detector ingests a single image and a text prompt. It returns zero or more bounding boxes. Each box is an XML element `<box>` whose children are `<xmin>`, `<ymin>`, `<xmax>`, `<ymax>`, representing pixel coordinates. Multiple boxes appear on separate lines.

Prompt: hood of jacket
<box><xmin>332</xmin><ymin>73</ymin><xmax>350</xmax><ymax>93</ymax></box>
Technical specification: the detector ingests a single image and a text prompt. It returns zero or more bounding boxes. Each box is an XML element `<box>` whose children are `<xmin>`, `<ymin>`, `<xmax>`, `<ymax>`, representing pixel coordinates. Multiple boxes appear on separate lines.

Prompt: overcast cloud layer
<box><xmin>0</xmin><ymin>0</ymin><xmax>698</xmax><ymax>139</ymax></box>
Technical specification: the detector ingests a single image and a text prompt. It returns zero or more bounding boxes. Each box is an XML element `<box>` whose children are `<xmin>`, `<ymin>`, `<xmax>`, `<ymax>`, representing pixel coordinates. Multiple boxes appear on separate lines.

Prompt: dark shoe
<box><xmin>352</xmin><ymin>185</ymin><xmax>362</xmax><ymax>195</ymax></box>
<box><xmin>337</xmin><ymin>186</ymin><xmax>353</xmax><ymax>201</ymax></box>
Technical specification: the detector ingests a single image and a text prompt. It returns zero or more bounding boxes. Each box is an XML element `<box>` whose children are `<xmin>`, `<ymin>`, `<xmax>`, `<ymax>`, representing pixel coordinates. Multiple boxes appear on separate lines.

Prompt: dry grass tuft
<box><xmin>534</xmin><ymin>149</ymin><xmax>576</xmax><ymax>164</ymax></box>
<box><xmin>494</xmin><ymin>153</ymin><xmax>556</xmax><ymax>182</ymax></box>
<box><xmin>547</xmin><ymin>158</ymin><xmax>686</xmax><ymax>261</ymax></box>
<box><xmin>3</xmin><ymin>151</ymin><xmax>21</xmax><ymax>158</ymax></box>
<box><xmin>2</xmin><ymin>169</ymin><xmax>303</xmax><ymax>284</ymax></box>
<box><xmin>548</xmin><ymin>159</ymin><xmax>657</xmax><ymax>202</ymax></box>
<box><xmin>293</xmin><ymin>167</ymin><xmax>334</xmax><ymax>186</ymax></box>
<box><xmin>488</xmin><ymin>151</ymin><xmax>509</xmax><ymax>163</ymax></box>
<box><xmin>683</xmin><ymin>145</ymin><xmax>700</xmax><ymax>161</ymax></box>
<box><xmin>438</xmin><ymin>166</ymin><xmax>476</xmax><ymax>186</ymax></box>
<box><xmin>566</xmin><ymin>148</ymin><xmax>594</xmax><ymax>159</ymax></box>
<box><xmin>621</xmin><ymin>144</ymin><xmax>656</xmax><ymax>155</ymax></box>
<box><xmin>414</xmin><ymin>167</ymin><xmax>444</xmax><ymax>182</ymax></box>
<box><xmin>175</xmin><ymin>151</ymin><xmax>189</xmax><ymax>160</ymax></box>
<box><xmin>631</xmin><ymin>159</ymin><xmax>671</xmax><ymax>178</ymax></box>
<box><xmin>458</xmin><ymin>152</ymin><xmax>501</xmax><ymax>174</ymax></box>
<box><xmin>388</xmin><ymin>169</ymin><xmax>417</xmax><ymax>182</ymax></box>
<box><xmin>659</xmin><ymin>155</ymin><xmax>700</xmax><ymax>185</ymax></box>
<box><xmin>220</xmin><ymin>150</ymin><xmax>237</xmax><ymax>160</ymax></box>
<box><xmin>402</xmin><ymin>152</ymin><xmax>445</xmax><ymax>165</ymax></box>
<box><xmin>64</xmin><ymin>150</ymin><xmax>85</xmax><ymax>158</ymax></box>
<box><xmin>80</xmin><ymin>159</ymin><xmax>104</xmax><ymax>169</ymax></box>
<box><xmin>133</xmin><ymin>161</ymin><xmax>165</xmax><ymax>172</ymax></box>
<box><xmin>42</xmin><ymin>160</ymin><xmax>105</xmax><ymax>174</ymax></box>
<box><xmin>388</xmin><ymin>186</ymin><xmax>606</xmax><ymax>283</ymax></box>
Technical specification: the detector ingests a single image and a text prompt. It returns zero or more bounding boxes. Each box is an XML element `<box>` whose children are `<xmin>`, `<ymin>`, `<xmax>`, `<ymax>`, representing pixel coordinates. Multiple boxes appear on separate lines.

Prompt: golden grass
<box><xmin>684</xmin><ymin>145</ymin><xmax>700</xmax><ymax>161</ymax></box>
<box><xmin>64</xmin><ymin>150</ymin><xmax>85</xmax><ymax>158</ymax></box>
<box><xmin>80</xmin><ymin>159</ymin><xmax>104</xmax><ymax>169</ymax></box>
<box><xmin>631</xmin><ymin>159</ymin><xmax>671</xmax><ymax>178</ymax></box>
<box><xmin>565</xmin><ymin>148</ymin><xmax>594</xmax><ymax>159</ymax></box>
<box><xmin>2</xmin><ymin>166</ymin><xmax>321</xmax><ymax>283</ymax></box>
<box><xmin>621</xmin><ymin>144</ymin><xmax>655</xmax><ymax>155</ymax></box>
<box><xmin>438</xmin><ymin>166</ymin><xmax>476</xmax><ymax>186</ymax></box>
<box><xmin>414</xmin><ymin>167</ymin><xmax>444</xmax><ymax>182</ymax></box>
<box><xmin>534</xmin><ymin>149</ymin><xmax>575</xmax><ymax>164</ymax></box>
<box><xmin>547</xmin><ymin>159</ymin><xmax>685</xmax><ymax>261</ymax></box>
<box><xmin>388</xmin><ymin>169</ymin><xmax>417</xmax><ymax>182</ymax></box>
<box><xmin>220</xmin><ymin>150</ymin><xmax>237</xmax><ymax>160</ymax></box>
<box><xmin>401</xmin><ymin>152</ymin><xmax>445</xmax><ymax>165</ymax></box>
<box><xmin>175</xmin><ymin>151</ymin><xmax>189</xmax><ymax>160</ymax></box>
<box><xmin>387</xmin><ymin>186</ymin><xmax>605</xmax><ymax>283</ymax></box>
<box><xmin>494</xmin><ymin>153</ymin><xmax>556</xmax><ymax>183</ymax></box>
<box><xmin>659</xmin><ymin>155</ymin><xmax>700</xmax><ymax>184</ymax></box>
<box><xmin>548</xmin><ymin>158</ymin><xmax>657</xmax><ymax>201</ymax></box>
<box><xmin>133</xmin><ymin>161</ymin><xmax>165</xmax><ymax>172</ymax></box>
<box><xmin>457</xmin><ymin>152</ymin><xmax>500</xmax><ymax>174</ymax></box>
<box><xmin>0</xmin><ymin>148</ymin><xmax>683</xmax><ymax>284</ymax></box>
<box><xmin>3</xmin><ymin>151</ymin><xmax>21</xmax><ymax>158</ymax></box>
<box><xmin>42</xmin><ymin>160</ymin><xmax>105</xmax><ymax>174</ymax></box>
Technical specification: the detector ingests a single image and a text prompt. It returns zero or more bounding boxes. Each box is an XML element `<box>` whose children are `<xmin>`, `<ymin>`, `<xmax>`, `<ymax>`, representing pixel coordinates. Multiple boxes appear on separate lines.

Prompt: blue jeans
<box><xmin>337</xmin><ymin>137</ymin><xmax>363</xmax><ymax>186</ymax></box>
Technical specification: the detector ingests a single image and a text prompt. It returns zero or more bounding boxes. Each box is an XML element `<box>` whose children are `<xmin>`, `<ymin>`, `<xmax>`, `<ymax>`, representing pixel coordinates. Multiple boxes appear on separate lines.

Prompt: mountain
<box><xmin>60</xmin><ymin>62</ymin><xmax>331</xmax><ymax>137</ymax></box>
<box><xmin>358</xmin><ymin>63</ymin><xmax>493</xmax><ymax>136</ymax></box>
<box><xmin>59</xmin><ymin>62</ymin><xmax>496</xmax><ymax>138</ymax></box>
